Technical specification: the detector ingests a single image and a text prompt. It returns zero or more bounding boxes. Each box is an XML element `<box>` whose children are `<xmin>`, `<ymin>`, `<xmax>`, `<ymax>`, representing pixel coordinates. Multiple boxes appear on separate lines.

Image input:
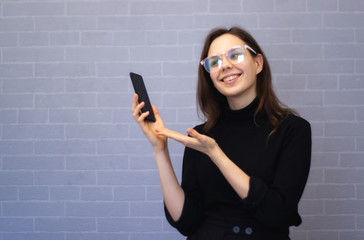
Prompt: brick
<box><xmin>0</xmin><ymin>110</ymin><xmax>17</xmax><ymax>123</ymax></box>
<box><xmin>340</xmin><ymin>232</ymin><xmax>364</xmax><ymax>240</ymax></box>
<box><xmin>35</xmin><ymin>218</ymin><xmax>96</xmax><ymax>232</ymax></box>
<box><xmin>0</xmin><ymin>17</ymin><xmax>34</xmax><ymax>32</ymax></box>
<box><xmin>66</xmin><ymin>233</ymin><xmax>128</xmax><ymax>240</ymax></box>
<box><xmin>194</xmin><ymin>14</ymin><xmax>258</xmax><ymax>29</ymax></box>
<box><xmin>97</xmin><ymin>62</ymin><xmax>162</xmax><ymax>77</ymax></box>
<box><xmin>324</xmin><ymin>13</ymin><xmax>364</xmax><ymax>28</ymax></box>
<box><xmin>277</xmin><ymin>90</ymin><xmax>323</xmax><ymax>106</ymax></box>
<box><xmin>130</xmin><ymin>202</ymin><xmax>163</xmax><ymax>217</ymax></box>
<box><xmin>300</xmin><ymin>216</ymin><xmax>355</xmax><ymax>230</ymax></box>
<box><xmin>66</xmin><ymin>78</ymin><xmax>127</xmax><ymax>93</ymax></box>
<box><xmin>326</xmin><ymin>200</ymin><xmax>364</xmax><ymax>214</ymax></box>
<box><xmin>2</xmin><ymin>125</ymin><xmax>64</xmax><ymax>139</ymax></box>
<box><xmin>2</xmin><ymin>233</ymin><xmax>64</xmax><ymax>240</ymax></box>
<box><xmin>358</xmin><ymin>107</ymin><xmax>364</xmax><ymax>121</ymax></box>
<box><xmin>325</xmin><ymin>169</ymin><xmax>364</xmax><ymax>183</ymax></box>
<box><xmin>325</xmin><ymin>122</ymin><xmax>364</xmax><ymax>136</ymax></box>
<box><xmin>275</xmin><ymin>75</ymin><xmax>306</xmax><ymax>90</ymax></box>
<box><xmin>50</xmin><ymin>186</ymin><xmax>80</xmax><ymax>201</ymax></box>
<box><xmin>313</xmin><ymin>137</ymin><xmax>355</xmax><ymax>152</ymax></box>
<box><xmin>67</xmin><ymin>1</ymin><xmax>128</xmax><ymax>15</ymax></box>
<box><xmin>358</xmin><ymin>185</ymin><xmax>364</xmax><ymax>199</ymax></box>
<box><xmin>146</xmin><ymin>186</ymin><xmax>163</xmax><ymax>201</ymax></box>
<box><xmin>80</xmin><ymin>109</ymin><xmax>114</xmax><ymax>123</ymax></box>
<box><xmin>0</xmin><ymin>33</ymin><xmax>17</xmax><ymax>47</ymax></box>
<box><xmin>131</xmin><ymin>1</ymin><xmax>193</xmax><ymax>14</ymax></box>
<box><xmin>341</xmin><ymin>153</ymin><xmax>364</xmax><ymax>167</ymax></box>
<box><xmin>19</xmin><ymin>186</ymin><xmax>49</xmax><ymax>200</ymax></box>
<box><xmin>114</xmin><ymin>186</ymin><xmax>146</xmax><ymax>201</ymax></box>
<box><xmin>307</xmin><ymin>75</ymin><xmax>338</xmax><ymax>90</ymax></box>
<box><xmin>35</xmin><ymin>63</ymin><xmax>95</xmax><ymax>77</ymax></box>
<box><xmin>97</xmin><ymin>218</ymin><xmax>162</xmax><ymax>232</ymax></box>
<box><xmin>293</xmin><ymin>60</ymin><xmax>354</xmax><ymax>74</ymax></box>
<box><xmin>2</xmin><ymin>78</ymin><xmax>64</xmax><ymax>93</ymax></box>
<box><xmin>276</xmin><ymin>0</ymin><xmax>306</xmax><ymax>12</ymax></box>
<box><xmin>66</xmin><ymin>47</ymin><xmax>129</xmax><ymax>62</ymax></box>
<box><xmin>339</xmin><ymin>0</ymin><xmax>364</xmax><ymax>11</ymax></box>
<box><xmin>209</xmin><ymin>0</ymin><xmax>242</xmax><ymax>13</ymax></box>
<box><xmin>0</xmin><ymin>64</ymin><xmax>33</xmax><ymax>78</ymax></box>
<box><xmin>308</xmin><ymin>0</ymin><xmax>337</xmax><ymax>11</ymax></box>
<box><xmin>308</xmin><ymin>231</ymin><xmax>339</xmax><ymax>240</ymax></box>
<box><xmin>147</xmin><ymin>31</ymin><xmax>177</xmax><ymax>45</ymax></box>
<box><xmin>325</xmin><ymin>91</ymin><xmax>364</xmax><ymax>105</ymax></box>
<box><xmin>19</xmin><ymin>32</ymin><xmax>49</xmax><ymax>46</ymax></box>
<box><xmin>325</xmin><ymin>44</ymin><xmax>364</xmax><ymax>59</ymax></box>
<box><xmin>97</xmin><ymin>170</ymin><xmax>159</xmax><ymax>185</ymax></box>
<box><xmin>81</xmin><ymin>32</ymin><xmax>113</xmax><ymax>46</ymax></box>
<box><xmin>81</xmin><ymin>187</ymin><xmax>113</xmax><ymax>201</ymax></box>
<box><xmin>0</xmin><ymin>172</ymin><xmax>34</xmax><ymax>187</ymax></box>
<box><xmin>302</xmin><ymin>184</ymin><xmax>355</xmax><ymax>199</ymax></box>
<box><xmin>35</xmin><ymin>17</ymin><xmax>96</xmax><ymax>31</ymax></box>
<box><xmin>66</xmin><ymin>155</ymin><xmax>128</xmax><ymax>170</ymax></box>
<box><xmin>260</xmin><ymin>13</ymin><xmax>322</xmax><ymax>28</ymax></box>
<box><xmin>357</xmin><ymin>29</ymin><xmax>364</xmax><ymax>43</ymax></box>
<box><xmin>311</xmin><ymin>153</ymin><xmax>339</xmax><ymax>168</ymax></box>
<box><xmin>3</xmin><ymin>202</ymin><xmax>64</xmax><ymax>216</ymax></box>
<box><xmin>340</xmin><ymin>75</ymin><xmax>364</xmax><ymax>89</ymax></box>
<box><xmin>98</xmin><ymin>16</ymin><xmax>162</xmax><ymax>31</ymax></box>
<box><xmin>65</xmin><ymin>124</ymin><xmax>128</xmax><ymax>139</ymax></box>
<box><xmin>3</xmin><ymin>2</ymin><xmax>64</xmax><ymax>16</ymax></box>
<box><xmin>0</xmin><ymin>218</ymin><xmax>33</xmax><ymax>232</ymax></box>
<box><xmin>298</xmin><ymin>199</ymin><xmax>324</xmax><ymax>215</ymax></box>
<box><xmin>50</xmin><ymin>32</ymin><xmax>80</xmax><ymax>46</ymax></box>
<box><xmin>3</xmin><ymin>47</ymin><xmax>64</xmax><ymax>63</ymax></box>
<box><xmin>34</xmin><ymin>171</ymin><xmax>96</xmax><ymax>185</ymax></box>
<box><xmin>97</xmin><ymin>93</ymin><xmax>134</xmax><ymax>108</ymax></box>
<box><xmin>293</xmin><ymin>29</ymin><xmax>354</xmax><ymax>43</ymax></box>
<box><xmin>250</xmin><ymin>29</ymin><xmax>291</xmax><ymax>44</ymax></box>
<box><xmin>35</xmin><ymin>93</ymin><xmax>96</xmax><ymax>108</ymax></box>
<box><xmin>18</xmin><ymin>109</ymin><xmax>48</xmax><ymax>123</ymax></box>
<box><xmin>130</xmin><ymin>46</ymin><xmax>192</xmax><ymax>61</ymax></box>
<box><xmin>49</xmin><ymin>109</ymin><xmax>80</xmax><ymax>124</ymax></box>
<box><xmin>3</xmin><ymin>156</ymin><xmax>64</xmax><ymax>170</ymax></box>
<box><xmin>66</xmin><ymin>202</ymin><xmax>128</xmax><ymax>217</ymax></box>
<box><xmin>114</xmin><ymin>31</ymin><xmax>146</xmax><ymax>46</ymax></box>
<box><xmin>129</xmin><ymin>155</ymin><xmax>158</xmax><ymax>170</ymax></box>
<box><xmin>242</xmin><ymin>0</ymin><xmax>274</xmax><ymax>12</ymax></box>
<box><xmin>0</xmin><ymin>187</ymin><xmax>18</xmax><ymax>200</ymax></box>
<box><xmin>0</xmin><ymin>141</ymin><xmax>34</xmax><ymax>155</ymax></box>
<box><xmin>163</xmin><ymin>92</ymin><xmax>195</xmax><ymax>107</ymax></box>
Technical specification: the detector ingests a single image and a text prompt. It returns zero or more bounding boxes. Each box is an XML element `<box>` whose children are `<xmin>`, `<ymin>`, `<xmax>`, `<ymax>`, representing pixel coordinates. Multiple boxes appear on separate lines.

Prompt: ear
<box><xmin>254</xmin><ymin>54</ymin><xmax>264</xmax><ymax>75</ymax></box>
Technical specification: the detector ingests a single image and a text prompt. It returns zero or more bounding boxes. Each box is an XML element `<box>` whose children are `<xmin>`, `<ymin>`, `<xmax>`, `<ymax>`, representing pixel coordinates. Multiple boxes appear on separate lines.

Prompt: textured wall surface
<box><xmin>0</xmin><ymin>0</ymin><xmax>364</xmax><ymax>239</ymax></box>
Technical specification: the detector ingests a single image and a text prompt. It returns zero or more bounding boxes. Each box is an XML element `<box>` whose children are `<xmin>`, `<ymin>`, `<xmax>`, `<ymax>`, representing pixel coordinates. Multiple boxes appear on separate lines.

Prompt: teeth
<box><xmin>223</xmin><ymin>75</ymin><xmax>239</xmax><ymax>82</ymax></box>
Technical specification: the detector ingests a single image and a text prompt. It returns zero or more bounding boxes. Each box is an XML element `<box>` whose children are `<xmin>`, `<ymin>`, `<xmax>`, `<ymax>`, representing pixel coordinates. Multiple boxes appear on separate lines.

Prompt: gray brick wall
<box><xmin>0</xmin><ymin>0</ymin><xmax>363</xmax><ymax>239</ymax></box>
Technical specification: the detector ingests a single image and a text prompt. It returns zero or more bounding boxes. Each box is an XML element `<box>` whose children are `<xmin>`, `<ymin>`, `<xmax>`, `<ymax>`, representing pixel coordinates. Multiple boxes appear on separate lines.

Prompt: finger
<box><xmin>132</xmin><ymin>93</ymin><xmax>138</xmax><ymax>111</ymax></box>
<box><xmin>137</xmin><ymin>110</ymin><xmax>150</xmax><ymax>123</ymax></box>
<box><xmin>132</xmin><ymin>101</ymin><xmax>145</xmax><ymax>119</ymax></box>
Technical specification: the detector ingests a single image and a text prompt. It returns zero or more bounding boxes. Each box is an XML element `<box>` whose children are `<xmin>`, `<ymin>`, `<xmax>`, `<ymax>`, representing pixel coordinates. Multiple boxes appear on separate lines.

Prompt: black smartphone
<box><xmin>130</xmin><ymin>72</ymin><xmax>156</xmax><ymax>122</ymax></box>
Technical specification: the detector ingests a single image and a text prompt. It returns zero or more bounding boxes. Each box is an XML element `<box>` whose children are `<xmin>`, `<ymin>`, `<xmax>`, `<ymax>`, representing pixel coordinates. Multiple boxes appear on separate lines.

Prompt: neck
<box><xmin>227</xmin><ymin>93</ymin><xmax>257</xmax><ymax>110</ymax></box>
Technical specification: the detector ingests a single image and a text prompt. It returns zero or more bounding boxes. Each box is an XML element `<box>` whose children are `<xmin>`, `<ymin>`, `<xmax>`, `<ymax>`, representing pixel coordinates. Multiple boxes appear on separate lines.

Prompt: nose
<box><xmin>220</xmin><ymin>54</ymin><xmax>232</xmax><ymax>71</ymax></box>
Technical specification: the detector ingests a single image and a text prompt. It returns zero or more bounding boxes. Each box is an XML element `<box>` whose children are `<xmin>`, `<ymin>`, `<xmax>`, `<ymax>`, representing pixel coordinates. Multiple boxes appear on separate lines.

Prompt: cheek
<box><xmin>210</xmin><ymin>71</ymin><xmax>220</xmax><ymax>82</ymax></box>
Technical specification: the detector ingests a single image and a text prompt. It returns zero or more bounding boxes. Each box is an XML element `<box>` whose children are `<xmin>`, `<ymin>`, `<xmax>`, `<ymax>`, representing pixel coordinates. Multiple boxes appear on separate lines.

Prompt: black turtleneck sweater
<box><xmin>165</xmin><ymin>98</ymin><xmax>311</xmax><ymax>239</ymax></box>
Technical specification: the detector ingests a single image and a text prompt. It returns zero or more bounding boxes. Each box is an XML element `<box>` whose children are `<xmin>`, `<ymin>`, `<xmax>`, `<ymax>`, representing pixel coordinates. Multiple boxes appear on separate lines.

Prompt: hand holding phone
<box><xmin>130</xmin><ymin>72</ymin><xmax>156</xmax><ymax>122</ymax></box>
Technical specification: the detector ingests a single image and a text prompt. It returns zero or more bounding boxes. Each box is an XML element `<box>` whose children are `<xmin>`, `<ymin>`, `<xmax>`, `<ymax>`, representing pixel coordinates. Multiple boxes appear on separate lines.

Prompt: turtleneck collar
<box><xmin>221</xmin><ymin>97</ymin><xmax>260</xmax><ymax>124</ymax></box>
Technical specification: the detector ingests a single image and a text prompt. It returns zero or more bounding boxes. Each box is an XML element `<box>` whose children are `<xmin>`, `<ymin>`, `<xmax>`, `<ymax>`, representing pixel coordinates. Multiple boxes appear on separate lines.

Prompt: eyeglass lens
<box><xmin>204</xmin><ymin>46</ymin><xmax>246</xmax><ymax>73</ymax></box>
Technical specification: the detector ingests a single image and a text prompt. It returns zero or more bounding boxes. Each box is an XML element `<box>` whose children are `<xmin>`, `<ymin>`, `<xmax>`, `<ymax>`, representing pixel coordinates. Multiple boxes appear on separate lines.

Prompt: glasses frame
<box><xmin>200</xmin><ymin>44</ymin><xmax>257</xmax><ymax>73</ymax></box>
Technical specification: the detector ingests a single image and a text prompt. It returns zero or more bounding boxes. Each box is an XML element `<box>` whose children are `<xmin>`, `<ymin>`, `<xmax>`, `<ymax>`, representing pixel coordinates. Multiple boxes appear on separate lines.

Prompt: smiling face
<box><xmin>207</xmin><ymin>34</ymin><xmax>263</xmax><ymax>110</ymax></box>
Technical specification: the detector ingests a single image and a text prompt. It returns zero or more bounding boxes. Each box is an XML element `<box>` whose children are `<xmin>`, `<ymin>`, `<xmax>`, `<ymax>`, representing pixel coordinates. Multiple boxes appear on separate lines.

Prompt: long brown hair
<box><xmin>197</xmin><ymin>27</ymin><xmax>295</xmax><ymax>135</ymax></box>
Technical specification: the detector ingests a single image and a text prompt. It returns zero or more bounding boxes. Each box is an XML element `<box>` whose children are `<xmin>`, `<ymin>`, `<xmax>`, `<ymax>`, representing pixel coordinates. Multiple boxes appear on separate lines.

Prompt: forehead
<box><xmin>208</xmin><ymin>34</ymin><xmax>245</xmax><ymax>56</ymax></box>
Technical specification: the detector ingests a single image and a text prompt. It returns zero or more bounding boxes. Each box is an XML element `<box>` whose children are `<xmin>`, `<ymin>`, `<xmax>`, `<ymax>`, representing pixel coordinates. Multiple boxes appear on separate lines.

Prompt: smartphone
<box><xmin>130</xmin><ymin>72</ymin><xmax>156</xmax><ymax>122</ymax></box>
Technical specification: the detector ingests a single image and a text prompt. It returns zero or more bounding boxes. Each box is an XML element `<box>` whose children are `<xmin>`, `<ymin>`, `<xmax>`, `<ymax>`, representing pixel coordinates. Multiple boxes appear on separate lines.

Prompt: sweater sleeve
<box><xmin>164</xmin><ymin>146</ymin><xmax>205</xmax><ymax>236</ymax></box>
<box><xmin>243</xmin><ymin>116</ymin><xmax>312</xmax><ymax>228</ymax></box>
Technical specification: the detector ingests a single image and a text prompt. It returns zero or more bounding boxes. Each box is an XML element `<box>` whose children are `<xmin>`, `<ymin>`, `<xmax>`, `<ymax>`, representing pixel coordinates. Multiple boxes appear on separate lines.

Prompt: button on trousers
<box><xmin>186</xmin><ymin>213</ymin><xmax>290</xmax><ymax>240</ymax></box>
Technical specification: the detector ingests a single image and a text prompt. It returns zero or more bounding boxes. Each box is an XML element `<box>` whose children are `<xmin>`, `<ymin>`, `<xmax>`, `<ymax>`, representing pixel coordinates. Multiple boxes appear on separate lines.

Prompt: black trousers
<box><xmin>186</xmin><ymin>213</ymin><xmax>290</xmax><ymax>240</ymax></box>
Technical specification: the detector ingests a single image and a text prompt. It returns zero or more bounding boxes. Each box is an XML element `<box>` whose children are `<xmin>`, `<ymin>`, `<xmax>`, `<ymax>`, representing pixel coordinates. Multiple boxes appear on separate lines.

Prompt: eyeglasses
<box><xmin>200</xmin><ymin>45</ymin><xmax>257</xmax><ymax>73</ymax></box>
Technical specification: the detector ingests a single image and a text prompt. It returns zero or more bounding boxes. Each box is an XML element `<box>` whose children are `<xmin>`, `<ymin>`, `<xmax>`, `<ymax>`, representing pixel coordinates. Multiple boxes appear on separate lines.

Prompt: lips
<box><xmin>221</xmin><ymin>73</ymin><xmax>241</xmax><ymax>82</ymax></box>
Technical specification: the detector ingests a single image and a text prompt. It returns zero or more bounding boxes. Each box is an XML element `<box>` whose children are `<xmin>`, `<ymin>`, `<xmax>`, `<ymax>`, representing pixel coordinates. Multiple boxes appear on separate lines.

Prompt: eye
<box><xmin>208</xmin><ymin>56</ymin><xmax>221</xmax><ymax>68</ymax></box>
<box><xmin>228</xmin><ymin>48</ymin><xmax>244</xmax><ymax>62</ymax></box>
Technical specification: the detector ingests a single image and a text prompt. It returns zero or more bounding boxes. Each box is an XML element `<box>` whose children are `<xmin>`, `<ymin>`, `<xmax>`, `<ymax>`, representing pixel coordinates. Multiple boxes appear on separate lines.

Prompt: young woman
<box><xmin>132</xmin><ymin>27</ymin><xmax>311</xmax><ymax>240</ymax></box>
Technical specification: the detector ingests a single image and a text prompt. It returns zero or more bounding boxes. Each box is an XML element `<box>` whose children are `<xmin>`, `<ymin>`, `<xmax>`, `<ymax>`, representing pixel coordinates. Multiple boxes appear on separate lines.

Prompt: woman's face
<box><xmin>207</xmin><ymin>34</ymin><xmax>263</xmax><ymax>110</ymax></box>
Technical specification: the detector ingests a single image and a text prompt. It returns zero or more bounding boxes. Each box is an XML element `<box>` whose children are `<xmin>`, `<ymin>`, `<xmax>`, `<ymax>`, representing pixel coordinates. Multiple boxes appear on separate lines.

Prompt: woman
<box><xmin>132</xmin><ymin>27</ymin><xmax>311</xmax><ymax>240</ymax></box>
